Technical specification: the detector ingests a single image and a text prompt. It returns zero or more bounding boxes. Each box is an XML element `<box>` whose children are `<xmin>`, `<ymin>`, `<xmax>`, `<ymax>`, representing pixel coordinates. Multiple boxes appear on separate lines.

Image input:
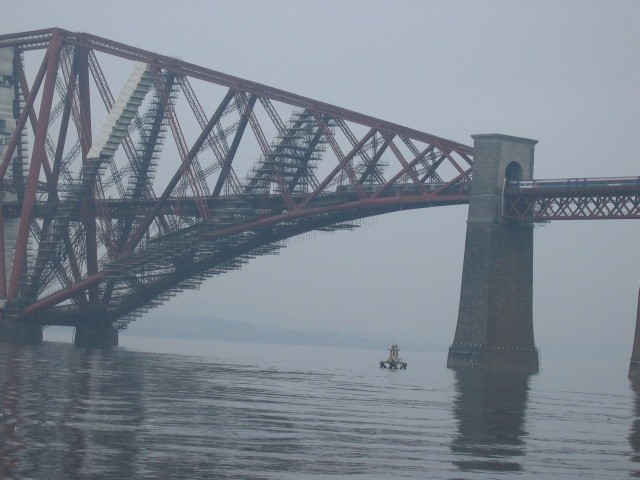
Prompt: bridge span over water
<box><xmin>0</xmin><ymin>29</ymin><xmax>638</xmax><ymax>374</ymax></box>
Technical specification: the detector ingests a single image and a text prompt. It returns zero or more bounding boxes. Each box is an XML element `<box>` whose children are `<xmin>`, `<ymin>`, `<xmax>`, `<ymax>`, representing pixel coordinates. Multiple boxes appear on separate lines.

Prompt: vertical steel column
<box><xmin>211</xmin><ymin>94</ymin><xmax>256</xmax><ymax>199</ymax></box>
<box><xmin>8</xmin><ymin>35</ymin><xmax>62</xmax><ymax>300</ymax></box>
<box><xmin>0</xmin><ymin>50</ymin><xmax>48</xmax><ymax>183</ymax></box>
<box><xmin>77</xmin><ymin>48</ymin><xmax>98</xmax><ymax>303</ymax></box>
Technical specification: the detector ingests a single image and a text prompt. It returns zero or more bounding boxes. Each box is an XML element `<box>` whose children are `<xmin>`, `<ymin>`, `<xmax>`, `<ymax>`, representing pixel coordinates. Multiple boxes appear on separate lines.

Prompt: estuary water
<box><xmin>0</xmin><ymin>335</ymin><xmax>637</xmax><ymax>479</ymax></box>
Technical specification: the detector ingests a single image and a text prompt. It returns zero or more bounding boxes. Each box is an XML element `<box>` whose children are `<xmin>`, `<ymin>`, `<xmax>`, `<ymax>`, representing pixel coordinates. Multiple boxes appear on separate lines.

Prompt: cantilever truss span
<box><xmin>0</xmin><ymin>28</ymin><xmax>473</xmax><ymax>329</ymax></box>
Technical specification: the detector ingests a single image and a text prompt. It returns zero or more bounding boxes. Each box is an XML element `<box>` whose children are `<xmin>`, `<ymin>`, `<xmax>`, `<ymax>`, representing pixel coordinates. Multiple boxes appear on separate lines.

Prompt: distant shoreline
<box><xmin>44</xmin><ymin>317</ymin><xmax>441</xmax><ymax>352</ymax></box>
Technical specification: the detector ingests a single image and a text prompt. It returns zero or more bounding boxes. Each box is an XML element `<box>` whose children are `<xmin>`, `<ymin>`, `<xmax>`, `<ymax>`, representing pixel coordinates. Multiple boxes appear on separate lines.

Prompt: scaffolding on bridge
<box><xmin>0</xmin><ymin>28</ymin><xmax>475</xmax><ymax>342</ymax></box>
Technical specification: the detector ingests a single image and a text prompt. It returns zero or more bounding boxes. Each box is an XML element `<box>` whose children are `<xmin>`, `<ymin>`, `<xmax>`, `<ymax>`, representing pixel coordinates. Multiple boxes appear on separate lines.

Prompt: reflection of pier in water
<box><xmin>450</xmin><ymin>369</ymin><xmax>532</xmax><ymax>473</ymax></box>
<box><xmin>629</xmin><ymin>378</ymin><xmax>640</xmax><ymax>475</ymax></box>
<box><xmin>0</xmin><ymin>345</ymin><xmax>145</xmax><ymax>478</ymax></box>
<box><xmin>0</xmin><ymin>343</ymin><xmax>308</xmax><ymax>477</ymax></box>
<box><xmin>0</xmin><ymin>345</ymin><xmax>23</xmax><ymax>479</ymax></box>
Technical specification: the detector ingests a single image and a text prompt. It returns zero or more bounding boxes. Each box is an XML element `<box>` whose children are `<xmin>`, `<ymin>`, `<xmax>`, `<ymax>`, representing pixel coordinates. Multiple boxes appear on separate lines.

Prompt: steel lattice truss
<box><xmin>0</xmin><ymin>29</ymin><xmax>474</xmax><ymax>328</ymax></box>
<box><xmin>503</xmin><ymin>179</ymin><xmax>640</xmax><ymax>221</ymax></box>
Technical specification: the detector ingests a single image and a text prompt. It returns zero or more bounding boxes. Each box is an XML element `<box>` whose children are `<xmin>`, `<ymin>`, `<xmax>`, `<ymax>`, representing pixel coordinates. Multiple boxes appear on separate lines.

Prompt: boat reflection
<box><xmin>450</xmin><ymin>368</ymin><xmax>533</xmax><ymax>473</ymax></box>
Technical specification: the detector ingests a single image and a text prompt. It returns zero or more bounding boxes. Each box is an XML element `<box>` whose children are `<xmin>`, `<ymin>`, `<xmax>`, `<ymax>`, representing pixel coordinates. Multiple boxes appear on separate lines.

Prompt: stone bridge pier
<box><xmin>447</xmin><ymin>134</ymin><xmax>539</xmax><ymax>372</ymax></box>
<box><xmin>628</xmin><ymin>288</ymin><xmax>640</xmax><ymax>378</ymax></box>
<box><xmin>74</xmin><ymin>322</ymin><xmax>119</xmax><ymax>349</ymax></box>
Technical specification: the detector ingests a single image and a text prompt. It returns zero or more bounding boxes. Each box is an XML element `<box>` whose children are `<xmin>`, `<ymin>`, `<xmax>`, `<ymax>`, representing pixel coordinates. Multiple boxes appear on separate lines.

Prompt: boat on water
<box><xmin>379</xmin><ymin>344</ymin><xmax>407</xmax><ymax>369</ymax></box>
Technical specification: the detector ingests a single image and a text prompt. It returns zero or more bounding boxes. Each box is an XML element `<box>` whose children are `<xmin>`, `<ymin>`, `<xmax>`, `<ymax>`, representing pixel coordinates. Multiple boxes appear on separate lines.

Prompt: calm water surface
<box><xmin>0</xmin><ymin>335</ymin><xmax>637</xmax><ymax>479</ymax></box>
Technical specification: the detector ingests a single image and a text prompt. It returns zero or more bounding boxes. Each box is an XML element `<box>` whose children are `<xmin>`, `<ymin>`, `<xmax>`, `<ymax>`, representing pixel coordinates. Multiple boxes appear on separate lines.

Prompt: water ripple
<box><xmin>0</xmin><ymin>341</ymin><xmax>637</xmax><ymax>479</ymax></box>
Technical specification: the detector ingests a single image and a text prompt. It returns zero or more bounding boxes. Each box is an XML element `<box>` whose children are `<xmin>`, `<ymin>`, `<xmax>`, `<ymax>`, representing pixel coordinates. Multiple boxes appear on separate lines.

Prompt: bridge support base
<box><xmin>74</xmin><ymin>323</ymin><xmax>118</xmax><ymax>349</ymax></box>
<box><xmin>448</xmin><ymin>344</ymin><xmax>539</xmax><ymax>372</ymax></box>
<box><xmin>0</xmin><ymin>320</ymin><xmax>43</xmax><ymax>345</ymax></box>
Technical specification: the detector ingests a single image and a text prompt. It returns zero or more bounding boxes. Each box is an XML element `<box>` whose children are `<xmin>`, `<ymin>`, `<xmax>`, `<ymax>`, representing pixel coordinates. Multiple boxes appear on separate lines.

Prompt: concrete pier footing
<box><xmin>74</xmin><ymin>323</ymin><xmax>119</xmax><ymax>349</ymax></box>
<box><xmin>447</xmin><ymin>134</ymin><xmax>539</xmax><ymax>372</ymax></box>
<box><xmin>0</xmin><ymin>320</ymin><xmax>43</xmax><ymax>345</ymax></box>
<box><xmin>447</xmin><ymin>345</ymin><xmax>539</xmax><ymax>372</ymax></box>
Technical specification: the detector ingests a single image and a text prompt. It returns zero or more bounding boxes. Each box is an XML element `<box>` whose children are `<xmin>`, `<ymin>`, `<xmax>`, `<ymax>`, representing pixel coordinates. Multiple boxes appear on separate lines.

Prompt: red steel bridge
<box><xmin>0</xmin><ymin>28</ymin><xmax>638</xmax><ymax>348</ymax></box>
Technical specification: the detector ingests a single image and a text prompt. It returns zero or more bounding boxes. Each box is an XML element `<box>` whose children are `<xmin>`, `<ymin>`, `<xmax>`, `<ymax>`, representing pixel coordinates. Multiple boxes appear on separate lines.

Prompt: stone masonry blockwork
<box><xmin>448</xmin><ymin>134</ymin><xmax>538</xmax><ymax>372</ymax></box>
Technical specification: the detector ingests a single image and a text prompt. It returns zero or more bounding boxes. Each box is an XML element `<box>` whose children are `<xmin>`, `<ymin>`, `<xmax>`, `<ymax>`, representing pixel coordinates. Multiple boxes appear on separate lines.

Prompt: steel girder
<box><xmin>0</xmin><ymin>29</ymin><xmax>473</xmax><ymax>329</ymax></box>
<box><xmin>503</xmin><ymin>180</ymin><xmax>640</xmax><ymax>220</ymax></box>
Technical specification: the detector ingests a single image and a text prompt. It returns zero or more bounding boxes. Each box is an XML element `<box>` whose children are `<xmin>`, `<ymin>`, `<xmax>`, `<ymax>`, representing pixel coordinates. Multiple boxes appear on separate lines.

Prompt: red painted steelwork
<box><xmin>0</xmin><ymin>25</ymin><xmax>636</xmax><ymax>381</ymax></box>
<box><xmin>2</xmin><ymin>27</ymin><xmax>633</xmax><ymax>337</ymax></box>
<box><xmin>0</xmin><ymin>50</ymin><xmax>49</xmax><ymax>183</ymax></box>
<box><xmin>0</xmin><ymin>28</ymin><xmax>473</xmax><ymax>155</ymax></box>
<box><xmin>19</xmin><ymin>192</ymin><xmax>470</xmax><ymax>319</ymax></box>
<box><xmin>8</xmin><ymin>34</ymin><xmax>62</xmax><ymax>299</ymax></box>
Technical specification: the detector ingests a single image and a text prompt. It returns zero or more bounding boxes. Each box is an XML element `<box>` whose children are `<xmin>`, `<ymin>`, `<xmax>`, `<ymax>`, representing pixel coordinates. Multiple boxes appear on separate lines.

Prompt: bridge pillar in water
<box><xmin>0</xmin><ymin>320</ymin><xmax>43</xmax><ymax>345</ymax></box>
<box><xmin>628</xmin><ymin>287</ymin><xmax>640</xmax><ymax>378</ymax></box>
<box><xmin>74</xmin><ymin>322</ymin><xmax>119</xmax><ymax>349</ymax></box>
<box><xmin>447</xmin><ymin>134</ymin><xmax>539</xmax><ymax>372</ymax></box>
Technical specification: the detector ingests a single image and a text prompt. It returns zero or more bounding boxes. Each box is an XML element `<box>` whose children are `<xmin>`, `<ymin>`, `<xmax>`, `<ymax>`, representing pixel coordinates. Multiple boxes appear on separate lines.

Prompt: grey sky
<box><xmin>3</xmin><ymin>0</ymin><xmax>639</xmax><ymax>356</ymax></box>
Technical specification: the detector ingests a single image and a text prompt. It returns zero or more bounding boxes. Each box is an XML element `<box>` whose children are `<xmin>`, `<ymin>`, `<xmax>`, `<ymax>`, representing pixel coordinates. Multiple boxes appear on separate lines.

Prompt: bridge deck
<box><xmin>504</xmin><ymin>177</ymin><xmax>640</xmax><ymax>220</ymax></box>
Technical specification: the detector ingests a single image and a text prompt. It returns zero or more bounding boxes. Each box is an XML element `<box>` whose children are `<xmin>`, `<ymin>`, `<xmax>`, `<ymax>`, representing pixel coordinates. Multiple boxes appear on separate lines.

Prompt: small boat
<box><xmin>379</xmin><ymin>344</ymin><xmax>407</xmax><ymax>369</ymax></box>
